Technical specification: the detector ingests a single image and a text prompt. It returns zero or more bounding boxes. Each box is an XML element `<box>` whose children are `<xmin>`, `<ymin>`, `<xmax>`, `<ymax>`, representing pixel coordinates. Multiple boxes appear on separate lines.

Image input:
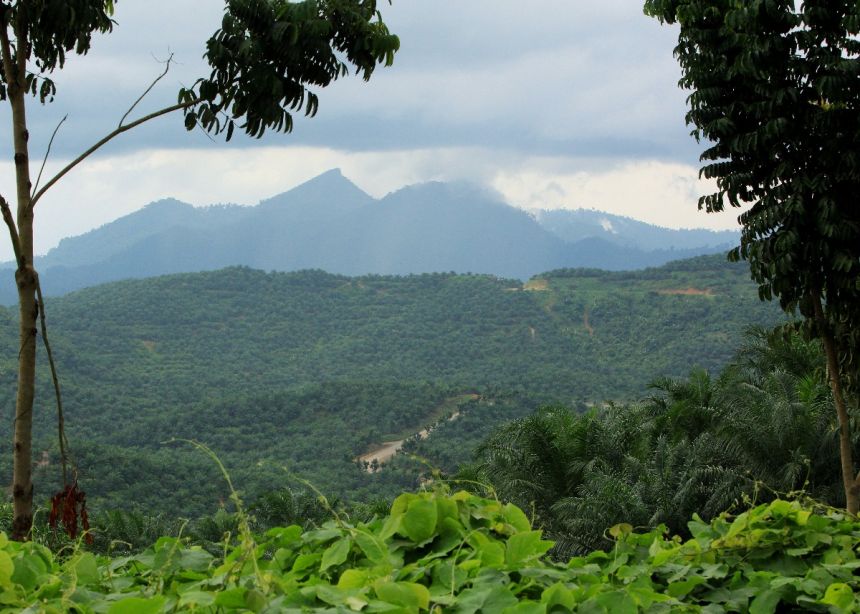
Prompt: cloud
<box><xmin>490</xmin><ymin>159</ymin><xmax>742</xmax><ymax>230</ymax></box>
<box><xmin>0</xmin><ymin>1</ymin><xmax>722</xmax><ymax>262</ymax></box>
<box><xmin>4</xmin><ymin>1</ymin><xmax>696</xmax><ymax>163</ymax></box>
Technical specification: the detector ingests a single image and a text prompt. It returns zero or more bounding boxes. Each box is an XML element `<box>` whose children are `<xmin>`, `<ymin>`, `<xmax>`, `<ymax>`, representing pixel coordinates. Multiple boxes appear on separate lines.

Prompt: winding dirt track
<box><xmin>356</xmin><ymin>394</ymin><xmax>479</xmax><ymax>471</ymax></box>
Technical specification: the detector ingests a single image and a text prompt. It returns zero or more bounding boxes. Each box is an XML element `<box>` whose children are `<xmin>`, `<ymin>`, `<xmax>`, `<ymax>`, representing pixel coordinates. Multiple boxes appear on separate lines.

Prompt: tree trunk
<box><xmin>2</xmin><ymin>12</ymin><xmax>37</xmax><ymax>539</ymax></box>
<box><xmin>814</xmin><ymin>294</ymin><xmax>860</xmax><ymax>515</ymax></box>
<box><xmin>12</xmin><ymin>266</ymin><xmax>36</xmax><ymax>540</ymax></box>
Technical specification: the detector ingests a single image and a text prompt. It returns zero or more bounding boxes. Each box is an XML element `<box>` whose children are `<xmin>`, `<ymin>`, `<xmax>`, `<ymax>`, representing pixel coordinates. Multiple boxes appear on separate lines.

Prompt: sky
<box><xmin>0</xmin><ymin>1</ymin><xmax>742</xmax><ymax>260</ymax></box>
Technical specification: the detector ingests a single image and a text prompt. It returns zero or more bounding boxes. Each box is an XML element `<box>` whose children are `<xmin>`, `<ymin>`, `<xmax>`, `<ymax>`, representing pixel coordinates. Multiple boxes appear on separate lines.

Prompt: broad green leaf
<box><xmin>402</xmin><ymin>498</ymin><xmax>437</xmax><ymax>543</ymax></box>
<box><xmin>749</xmin><ymin>588</ymin><xmax>783</xmax><ymax>614</ymax></box>
<box><xmin>266</xmin><ymin>524</ymin><xmax>303</xmax><ymax>543</ymax></box>
<box><xmin>725</xmin><ymin>512</ymin><xmax>750</xmax><ymax>539</ymax></box>
<box><xmin>71</xmin><ymin>552</ymin><xmax>100</xmax><ymax>586</ymax></box>
<box><xmin>321</xmin><ymin>537</ymin><xmax>351</xmax><ymax>571</ymax></box>
<box><xmin>594</xmin><ymin>590</ymin><xmax>638</xmax><ymax>613</ymax></box>
<box><xmin>502</xmin><ymin>504</ymin><xmax>531</xmax><ymax>533</ymax></box>
<box><xmin>245</xmin><ymin>588</ymin><xmax>267</xmax><ymax>612</ymax></box>
<box><xmin>338</xmin><ymin>568</ymin><xmax>368</xmax><ymax>589</ymax></box>
<box><xmin>767</xmin><ymin>500</ymin><xmax>793</xmax><ymax>518</ymax></box>
<box><xmin>820</xmin><ymin>583</ymin><xmax>854</xmax><ymax>610</ymax></box>
<box><xmin>506</xmin><ymin>531</ymin><xmax>553</xmax><ymax>567</ymax></box>
<box><xmin>390</xmin><ymin>492</ymin><xmax>414</xmax><ymax>518</ymax></box>
<box><xmin>292</xmin><ymin>552</ymin><xmax>322</xmax><ymax>572</ymax></box>
<box><xmin>214</xmin><ymin>587</ymin><xmax>248</xmax><ymax>609</ymax></box>
<box><xmin>315</xmin><ymin>584</ymin><xmax>355</xmax><ymax>606</ymax></box>
<box><xmin>437</xmin><ymin>497</ymin><xmax>459</xmax><ymax>524</ymax></box>
<box><xmin>0</xmin><ymin>552</ymin><xmax>13</xmax><ymax>588</ymax></box>
<box><xmin>503</xmin><ymin>601</ymin><xmax>546</xmax><ymax>614</ymax></box>
<box><xmin>541</xmin><ymin>582</ymin><xmax>575</xmax><ymax>610</ymax></box>
<box><xmin>468</xmin><ymin>532</ymin><xmax>505</xmax><ymax>567</ymax></box>
<box><xmin>305</xmin><ymin>528</ymin><xmax>342</xmax><ymax>543</ymax></box>
<box><xmin>274</xmin><ymin>547</ymin><xmax>294</xmax><ymax>570</ymax></box>
<box><xmin>651</xmin><ymin>544</ymin><xmax>680</xmax><ymax>567</ymax></box>
<box><xmin>627</xmin><ymin>585</ymin><xmax>673</xmax><ymax>607</ymax></box>
<box><xmin>374</xmin><ymin>580</ymin><xmax>430</xmax><ymax>609</ymax></box>
<box><xmin>454</xmin><ymin>585</ymin><xmax>518</xmax><ymax>613</ymax></box>
<box><xmin>179</xmin><ymin>548</ymin><xmax>214</xmax><ymax>572</ymax></box>
<box><xmin>667</xmin><ymin>576</ymin><xmax>706</xmax><ymax>598</ymax></box>
<box><xmin>178</xmin><ymin>590</ymin><xmax>215</xmax><ymax>607</ymax></box>
<box><xmin>107</xmin><ymin>595</ymin><xmax>167</xmax><ymax>614</ymax></box>
<box><xmin>354</xmin><ymin>530</ymin><xmax>388</xmax><ymax>565</ymax></box>
<box><xmin>11</xmin><ymin>553</ymin><xmax>48</xmax><ymax>591</ymax></box>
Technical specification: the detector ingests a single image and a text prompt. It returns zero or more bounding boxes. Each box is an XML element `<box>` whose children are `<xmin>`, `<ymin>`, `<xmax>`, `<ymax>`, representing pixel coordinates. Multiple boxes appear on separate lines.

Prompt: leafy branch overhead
<box><xmin>644</xmin><ymin>0</ymin><xmax>860</xmax><ymax>512</ymax></box>
<box><xmin>0</xmin><ymin>0</ymin><xmax>116</xmax><ymax>103</ymax></box>
<box><xmin>182</xmin><ymin>0</ymin><xmax>400</xmax><ymax>139</ymax></box>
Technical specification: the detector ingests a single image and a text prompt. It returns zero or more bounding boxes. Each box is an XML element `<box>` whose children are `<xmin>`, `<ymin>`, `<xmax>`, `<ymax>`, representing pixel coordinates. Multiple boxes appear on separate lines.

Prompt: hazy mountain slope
<box><xmin>0</xmin><ymin>170</ymin><xmax>745</xmax><ymax>303</ymax></box>
<box><xmin>35</xmin><ymin>199</ymin><xmax>247</xmax><ymax>269</ymax></box>
<box><xmin>535</xmin><ymin>208</ymin><xmax>739</xmax><ymax>251</ymax></box>
<box><xmin>313</xmin><ymin>182</ymin><xmax>571</xmax><ymax>278</ymax></box>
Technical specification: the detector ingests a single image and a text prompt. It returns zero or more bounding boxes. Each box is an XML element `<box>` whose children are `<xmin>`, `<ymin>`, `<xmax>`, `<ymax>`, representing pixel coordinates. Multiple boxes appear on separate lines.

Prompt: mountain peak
<box><xmin>257</xmin><ymin>168</ymin><xmax>371</xmax><ymax>209</ymax></box>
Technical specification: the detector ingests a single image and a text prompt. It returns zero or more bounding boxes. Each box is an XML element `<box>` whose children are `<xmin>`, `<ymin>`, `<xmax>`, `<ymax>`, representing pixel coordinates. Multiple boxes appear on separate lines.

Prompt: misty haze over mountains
<box><xmin>0</xmin><ymin>169</ymin><xmax>738</xmax><ymax>303</ymax></box>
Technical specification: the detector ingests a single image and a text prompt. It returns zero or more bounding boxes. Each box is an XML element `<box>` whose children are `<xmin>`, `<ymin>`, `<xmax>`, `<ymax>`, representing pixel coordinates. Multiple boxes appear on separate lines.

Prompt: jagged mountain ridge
<box><xmin>0</xmin><ymin>169</ymin><xmax>737</xmax><ymax>303</ymax></box>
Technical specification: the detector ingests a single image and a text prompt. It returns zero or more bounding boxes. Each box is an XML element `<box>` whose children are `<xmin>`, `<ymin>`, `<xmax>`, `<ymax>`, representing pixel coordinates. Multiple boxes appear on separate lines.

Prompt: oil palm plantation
<box><xmin>468</xmin><ymin>329</ymin><xmax>857</xmax><ymax>557</ymax></box>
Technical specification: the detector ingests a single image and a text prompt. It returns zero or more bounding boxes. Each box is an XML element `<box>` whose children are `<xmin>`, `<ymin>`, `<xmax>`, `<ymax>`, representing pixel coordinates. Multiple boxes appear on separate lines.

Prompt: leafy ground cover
<box><xmin>0</xmin><ymin>490</ymin><xmax>857</xmax><ymax>612</ymax></box>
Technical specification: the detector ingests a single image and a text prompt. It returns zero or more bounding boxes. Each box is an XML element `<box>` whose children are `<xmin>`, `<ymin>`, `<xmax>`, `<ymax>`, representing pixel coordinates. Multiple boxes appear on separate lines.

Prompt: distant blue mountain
<box><xmin>533</xmin><ymin>208</ymin><xmax>739</xmax><ymax>251</ymax></box>
<box><xmin>0</xmin><ymin>169</ymin><xmax>737</xmax><ymax>303</ymax></box>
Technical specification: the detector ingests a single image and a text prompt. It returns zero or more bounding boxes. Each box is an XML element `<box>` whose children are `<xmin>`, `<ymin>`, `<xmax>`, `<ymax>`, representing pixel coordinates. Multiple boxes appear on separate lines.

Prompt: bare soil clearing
<box><xmin>657</xmin><ymin>287</ymin><xmax>715</xmax><ymax>296</ymax></box>
<box><xmin>357</xmin><ymin>394</ymin><xmax>479</xmax><ymax>471</ymax></box>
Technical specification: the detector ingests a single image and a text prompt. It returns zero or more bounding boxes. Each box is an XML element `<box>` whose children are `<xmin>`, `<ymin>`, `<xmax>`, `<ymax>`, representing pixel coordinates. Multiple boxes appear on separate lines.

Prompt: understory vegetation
<box><xmin>0</xmin><ymin>489</ymin><xmax>857</xmax><ymax>612</ymax></box>
<box><xmin>466</xmin><ymin>328</ymin><xmax>856</xmax><ymax>559</ymax></box>
<box><xmin>1</xmin><ymin>322</ymin><xmax>857</xmax><ymax>611</ymax></box>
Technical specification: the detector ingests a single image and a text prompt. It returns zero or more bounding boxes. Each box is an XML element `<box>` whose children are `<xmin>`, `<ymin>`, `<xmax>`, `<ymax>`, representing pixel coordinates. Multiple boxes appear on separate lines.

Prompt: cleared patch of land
<box><xmin>657</xmin><ymin>287</ymin><xmax>715</xmax><ymax>296</ymax></box>
<box><xmin>523</xmin><ymin>278</ymin><xmax>550</xmax><ymax>291</ymax></box>
<box><xmin>357</xmin><ymin>394</ymin><xmax>479</xmax><ymax>471</ymax></box>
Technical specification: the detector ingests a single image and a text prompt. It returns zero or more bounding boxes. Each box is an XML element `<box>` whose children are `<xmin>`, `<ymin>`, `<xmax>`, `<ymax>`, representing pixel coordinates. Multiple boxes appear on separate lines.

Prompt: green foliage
<box><xmin>644</xmin><ymin>0</ymin><xmax>860</xmax><ymax>445</ymax></box>
<box><xmin>0</xmin><ymin>0</ymin><xmax>115</xmax><ymax>103</ymax></box>
<box><xmin>0</xmin><ymin>258</ymin><xmax>782</xmax><ymax>515</ymax></box>
<box><xmin>183</xmin><ymin>0</ymin><xmax>399</xmax><ymax>139</ymax></box>
<box><xmin>0</xmin><ymin>491</ymin><xmax>857</xmax><ymax>612</ymax></box>
<box><xmin>469</xmin><ymin>329</ymin><xmax>855</xmax><ymax>558</ymax></box>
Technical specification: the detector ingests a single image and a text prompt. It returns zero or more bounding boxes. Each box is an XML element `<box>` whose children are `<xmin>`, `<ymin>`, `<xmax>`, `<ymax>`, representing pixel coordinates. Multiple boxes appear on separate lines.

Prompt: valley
<box><xmin>0</xmin><ymin>254</ymin><xmax>781</xmax><ymax>516</ymax></box>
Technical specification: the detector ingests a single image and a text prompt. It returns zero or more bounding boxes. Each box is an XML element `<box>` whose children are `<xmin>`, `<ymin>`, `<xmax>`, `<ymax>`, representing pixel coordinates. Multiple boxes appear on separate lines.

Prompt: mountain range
<box><xmin>0</xmin><ymin>169</ymin><xmax>739</xmax><ymax>303</ymax></box>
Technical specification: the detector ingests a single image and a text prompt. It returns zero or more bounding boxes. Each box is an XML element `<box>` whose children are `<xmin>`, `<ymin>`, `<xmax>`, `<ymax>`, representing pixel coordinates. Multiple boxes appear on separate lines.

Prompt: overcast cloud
<box><xmin>0</xmin><ymin>1</ymin><xmax>739</xmax><ymax>260</ymax></box>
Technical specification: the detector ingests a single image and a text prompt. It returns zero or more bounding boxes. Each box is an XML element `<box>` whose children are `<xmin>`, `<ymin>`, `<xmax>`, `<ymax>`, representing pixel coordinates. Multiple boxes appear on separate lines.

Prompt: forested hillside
<box><xmin>0</xmin><ymin>255</ymin><xmax>780</xmax><ymax>516</ymax></box>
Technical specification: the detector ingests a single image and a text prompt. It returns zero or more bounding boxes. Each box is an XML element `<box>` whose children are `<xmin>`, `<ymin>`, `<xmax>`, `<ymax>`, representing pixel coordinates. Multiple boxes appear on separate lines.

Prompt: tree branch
<box><xmin>30</xmin><ymin>114</ymin><xmax>66</xmax><ymax>200</ymax></box>
<box><xmin>30</xmin><ymin>98</ymin><xmax>198</xmax><ymax>208</ymax></box>
<box><xmin>13</xmin><ymin>1</ymin><xmax>24</xmax><ymax>78</ymax></box>
<box><xmin>34</xmin><ymin>278</ymin><xmax>69</xmax><ymax>487</ymax></box>
<box><xmin>0</xmin><ymin>194</ymin><xmax>22</xmax><ymax>267</ymax></box>
<box><xmin>119</xmin><ymin>52</ymin><xmax>175</xmax><ymax>128</ymax></box>
<box><xmin>0</xmin><ymin>8</ymin><xmax>17</xmax><ymax>88</ymax></box>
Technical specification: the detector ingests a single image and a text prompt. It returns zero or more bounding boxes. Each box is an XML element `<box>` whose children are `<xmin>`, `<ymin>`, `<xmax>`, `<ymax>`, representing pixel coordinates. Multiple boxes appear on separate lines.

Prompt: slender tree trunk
<box><xmin>1</xmin><ymin>10</ymin><xmax>37</xmax><ymax>540</ymax></box>
<box><xmin>814</xmin><ymin>294</ymin><xmax>860</xmax><ymax>515</ymax></box>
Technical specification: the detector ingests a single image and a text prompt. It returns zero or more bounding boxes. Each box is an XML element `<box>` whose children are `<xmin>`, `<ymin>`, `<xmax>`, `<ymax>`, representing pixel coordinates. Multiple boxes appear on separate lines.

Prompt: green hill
<box><xmin>0</xmin><ymin>255</ymin><xmax>782</xmax><ymax>516</ymax></box>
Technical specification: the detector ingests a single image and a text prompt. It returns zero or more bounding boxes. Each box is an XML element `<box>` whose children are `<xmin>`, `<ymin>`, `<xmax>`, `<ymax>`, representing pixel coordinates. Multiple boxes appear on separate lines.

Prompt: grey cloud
<box><xmin>3</xmin><ymin>1</ymin><xmax>698</xmax><ymax>166</ymax></box>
